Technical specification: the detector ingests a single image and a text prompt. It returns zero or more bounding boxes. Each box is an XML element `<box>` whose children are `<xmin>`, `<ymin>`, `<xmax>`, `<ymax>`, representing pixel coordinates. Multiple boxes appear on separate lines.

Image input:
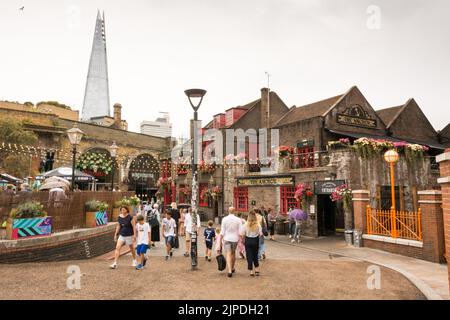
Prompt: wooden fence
<box><xmin>0</xmin><ymin>191</ymin><xmax>134</xmax><ymax>232</ymax></box>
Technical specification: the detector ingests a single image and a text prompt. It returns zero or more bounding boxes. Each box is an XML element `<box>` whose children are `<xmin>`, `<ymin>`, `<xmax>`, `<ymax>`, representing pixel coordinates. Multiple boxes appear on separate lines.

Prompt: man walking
<box><xmin>220</xmin><ymin>207</ymin><xmax>242</xmax><ymax>278</ymax></box>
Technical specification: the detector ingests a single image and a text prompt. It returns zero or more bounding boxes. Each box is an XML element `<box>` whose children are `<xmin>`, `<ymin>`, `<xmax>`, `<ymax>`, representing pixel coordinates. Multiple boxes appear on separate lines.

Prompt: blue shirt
<box><xmin>204</xmin><ymin>227</ymin><xmax>216</xmax><ymax>242</ymax></box>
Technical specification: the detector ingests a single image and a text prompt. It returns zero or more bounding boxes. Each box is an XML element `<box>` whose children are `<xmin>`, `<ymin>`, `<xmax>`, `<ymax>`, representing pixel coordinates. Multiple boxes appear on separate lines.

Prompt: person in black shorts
<box><xmin>203</xmin><ymin>220</ymin><xmax>216</xmax><ymax>261</ymax></box>
<box><xmin>110</xmin><ymin>206</ymin><xmax>137</xmax><ymax>269</ymax></box>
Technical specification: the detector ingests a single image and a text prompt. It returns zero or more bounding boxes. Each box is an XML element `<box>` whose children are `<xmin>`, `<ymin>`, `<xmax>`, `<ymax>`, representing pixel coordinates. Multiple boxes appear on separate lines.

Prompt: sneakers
<box><xmin>132</xmin><ymin>259</ymin><xmax>137</xmax><ymax>267</ymax></box>
<box><xmin>109</xmin><ymin>262</ymin><xmax>117</xmax><ymax>269</ymax></box>
<box><xmin>170</xmin><ymin>251</ymin><xmax>173</xmax><ymax>258</ymax></box>
<box><xmin>205</xmin><ymin>256</ymin><xmax>208</xmax><ymax>260</ymax></box>
<box><xmin>165</xmin><ymin>255</ymin><xmax>169</xmax><ymax>261</ymax></box>
<box><xmin>136</xmin><ymin>264</ymin><xmax>143</xmax><ymax>270</ymax></box>
<box><xmin>291</xmin><ymin>239</ymin><xmax>296</xmax><ymax>243</ymax></box>
<box><xmin>185</xmin><ymin>253</ymin><xmax>190</xmax><ymax>257</ymax></box>
<box><xmin>289</xmin><ymin>235</ymin><xmax>292</xmax><ymax>239</ymax></box>
<box><xmin>208</xmin><ymin>258</ymin><xmax>212</xmax><ymax>262</ymax></box>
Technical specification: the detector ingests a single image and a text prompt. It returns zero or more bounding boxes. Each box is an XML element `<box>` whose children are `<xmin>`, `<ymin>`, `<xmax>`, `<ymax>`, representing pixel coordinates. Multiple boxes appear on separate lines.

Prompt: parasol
<box><xmin>289</xmin><ymin>209</ymin><xmax>307</xmax><ymax>221</ymax></box>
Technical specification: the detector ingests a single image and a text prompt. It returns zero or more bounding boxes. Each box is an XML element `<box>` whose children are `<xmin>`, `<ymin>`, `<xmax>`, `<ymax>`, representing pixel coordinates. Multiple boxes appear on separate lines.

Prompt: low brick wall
<box><xmin>0</xmin><ymin>223</ymin><xmax>117</xmax><ymax>264</ymax></box>
<box><xmin>362</xmin><ymin>238</ymin><xmax>424</xmax><ymax>260</ymax></box>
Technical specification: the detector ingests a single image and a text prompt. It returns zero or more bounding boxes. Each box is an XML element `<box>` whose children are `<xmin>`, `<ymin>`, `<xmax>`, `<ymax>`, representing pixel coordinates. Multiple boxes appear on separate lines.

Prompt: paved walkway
<box><xmin>272</xmin><ymin>234</ymin><xmax>449</xmax><ymax>300</ymax></box>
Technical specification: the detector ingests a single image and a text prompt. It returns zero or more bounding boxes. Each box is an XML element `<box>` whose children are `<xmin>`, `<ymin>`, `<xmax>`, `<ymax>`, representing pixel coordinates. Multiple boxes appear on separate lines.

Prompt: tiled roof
<box><xmin>274</xmin><ymin>94</ymin><xmax>343</xmax><ymax>127</ymax></box>
<box><xmin>376</xmin><ymin>105</ymin><xmax>405</xmax><ymax>127</ymax></box>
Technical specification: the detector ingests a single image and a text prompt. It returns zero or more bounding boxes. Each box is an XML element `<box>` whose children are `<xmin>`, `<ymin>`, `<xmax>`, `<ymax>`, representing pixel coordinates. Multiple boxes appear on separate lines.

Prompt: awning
<box><xmin>327</xmin><ymin>129</ymin><xmax>445</xmax><ymax>150</ymax></box>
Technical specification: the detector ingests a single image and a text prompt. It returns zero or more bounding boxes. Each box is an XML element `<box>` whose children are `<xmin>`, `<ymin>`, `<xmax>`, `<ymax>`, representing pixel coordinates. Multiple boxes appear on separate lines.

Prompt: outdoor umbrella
<box><xmin>44</xmin><ymin>176</ymin><xmax>70</xmax><ymax>186</ymax></box>
<box><xmin>41</xmin><ymin>167</ymin><xmax>94</xmax><ymax>182</ymax></box>
<box><xmin>290</xmin><ymin>208</ymin><xmax>308</xmax><ymax>221</ymax></box>
<box><xmin>39</xmin><ymin>180</ymin><xmax>70</xmax><ymax>191</ymax></box>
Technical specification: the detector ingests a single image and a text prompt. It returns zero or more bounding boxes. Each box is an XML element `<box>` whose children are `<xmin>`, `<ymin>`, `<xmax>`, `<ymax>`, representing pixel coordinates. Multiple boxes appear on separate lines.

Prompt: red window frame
<box><xmin>280</xmin><ymin>186</ymin><xmax>300</xmax><ymax>214</ymax></box>
<box><xmin>199</xmin><ymin>183</ymin><xmax>209</xmax><ymax>207</ymax></box>
<box><xmin>234</xmin><ymin>187</ymin><xmax>248</xmax><ymax>211</ymax></box>
<box><xmin>293</xmin><ymin>146</ymin><xmax>314</xmax><ymax>169</ymax></box>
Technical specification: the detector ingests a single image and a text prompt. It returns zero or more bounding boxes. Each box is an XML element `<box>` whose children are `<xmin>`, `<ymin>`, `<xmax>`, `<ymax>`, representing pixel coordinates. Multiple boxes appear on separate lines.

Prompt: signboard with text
<box><xmin>314</xmin><ymin>180</ymin><xmax>346</xmax><ymax>195</ymax></box>
<box><xmin>237</xmin><ymin>175</ymin><xmax>295</xmax><ymax>187</ymax></box>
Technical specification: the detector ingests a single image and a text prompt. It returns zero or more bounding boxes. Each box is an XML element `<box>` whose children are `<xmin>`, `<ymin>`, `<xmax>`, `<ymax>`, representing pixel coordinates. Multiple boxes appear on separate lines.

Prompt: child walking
<box><xmin>162</xmin><ymin>210</ymin><xmax>177</xmax><ymax>260</ymax></box>
<box><xmin>135</xmin><ymin>214</ymin><xmax>151</xmax><ymax>270</ymax></box>
<box><xmin>203</xmin><ymin>220</ymin><xmax>216</xmax><ymax>261</ymax></box>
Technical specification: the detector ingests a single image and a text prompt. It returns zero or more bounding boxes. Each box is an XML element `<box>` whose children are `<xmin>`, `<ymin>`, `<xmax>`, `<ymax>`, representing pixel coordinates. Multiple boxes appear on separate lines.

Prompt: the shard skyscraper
<box><xmin>81</xmin><ymin>11</ymin><xmax>110</xmax><ymax>121</ymax></box>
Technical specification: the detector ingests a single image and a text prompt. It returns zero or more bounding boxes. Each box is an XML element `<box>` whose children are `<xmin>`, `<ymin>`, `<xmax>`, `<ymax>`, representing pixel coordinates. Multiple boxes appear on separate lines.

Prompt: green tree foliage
<box><xmin>0</xmin><ymin>118</ymin><xmax>38</xmax><ymax>178</ymax></box>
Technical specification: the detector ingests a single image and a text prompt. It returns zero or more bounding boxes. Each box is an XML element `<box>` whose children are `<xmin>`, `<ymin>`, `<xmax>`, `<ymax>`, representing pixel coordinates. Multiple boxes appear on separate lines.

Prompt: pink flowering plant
<box><xmin>330</xmin><ymin>184</ymin><xmax>352</xmax><ymax>211</ymax></box>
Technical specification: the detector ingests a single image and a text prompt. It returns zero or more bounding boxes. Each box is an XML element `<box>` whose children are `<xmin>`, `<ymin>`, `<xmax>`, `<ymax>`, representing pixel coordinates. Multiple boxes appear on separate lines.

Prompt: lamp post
<box><xmin>109</xmin><ymin>141</ymin><xmax>119</xmax><ymax>191</ymax></box>
<box><xmin>384</xmin><ymin>149</ymin><xmax>399</xmax><ymax>238</ymax></box>
<box><xmin>185</xmin><ymin>88</ymin><xmax>207</xmax><ymax>270</ymax></box>
<box><xmin>66</xmin><ymin>124</ymin><xmax>85</xmax><ymax>191</ymax></box>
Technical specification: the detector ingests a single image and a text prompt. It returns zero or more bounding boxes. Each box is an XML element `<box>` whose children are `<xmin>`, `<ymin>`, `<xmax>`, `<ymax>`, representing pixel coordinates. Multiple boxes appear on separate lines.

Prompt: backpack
<box><xmin>147</xmin><ymin>210</ymin><xmax>159</xmax><ymax>227</ymax></box>
<box><xmin>216</xmin><ymin>254</ymin><xmax>227</xmax><ymax>271</ymax></box>
<box><xmin>261</xmin><ymin>215</ymin><xmax>269</xmax><ymax>236</ymax></box>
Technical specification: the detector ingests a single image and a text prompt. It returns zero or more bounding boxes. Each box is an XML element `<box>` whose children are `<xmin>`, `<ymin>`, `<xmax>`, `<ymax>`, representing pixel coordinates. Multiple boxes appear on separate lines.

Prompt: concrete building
<box><xmin>140</xmin><ymin>112</ymin><xmax>172</xmax><ymax>138</ymax></box>
<box><xmin>81</xmin><ymin>11</ymin><xmax>111</xmax><ymax>121</ymax></box>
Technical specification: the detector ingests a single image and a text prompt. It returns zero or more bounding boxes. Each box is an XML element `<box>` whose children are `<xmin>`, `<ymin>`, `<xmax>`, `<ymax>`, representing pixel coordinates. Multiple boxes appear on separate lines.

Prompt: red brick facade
<box><xmin>437</xmin><ymin>149</ymin><xmax>450</xmax><ymax>290</ymax></box>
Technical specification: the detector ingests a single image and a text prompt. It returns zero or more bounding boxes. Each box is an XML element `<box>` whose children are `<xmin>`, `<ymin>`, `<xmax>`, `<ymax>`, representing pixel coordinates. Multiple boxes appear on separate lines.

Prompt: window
<box><xmin>293</xmin><ymin>146</ymin><xmax>314</xmax><ymax>169</ymax></box>
<box><xmin>199</xmin><ymin>183</ymin><xmax>209</xmax><ymax>207</ymax></box>
<box><xmin>280</xmin><ymin>186</ymin><xmax>300</xmax><ymax>213</ymax></box>
<box><xmin>234</xmin><ymin>187</ymin><xmax>248</xmax><ymax>211</ymax></box>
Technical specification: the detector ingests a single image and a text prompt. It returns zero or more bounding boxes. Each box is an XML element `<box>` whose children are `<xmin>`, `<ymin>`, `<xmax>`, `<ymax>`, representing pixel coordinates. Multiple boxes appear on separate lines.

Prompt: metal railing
<box><xmin>366</xmin><ymin>205</ymin><xmax>422</xmax><ymax>241</ymax></box>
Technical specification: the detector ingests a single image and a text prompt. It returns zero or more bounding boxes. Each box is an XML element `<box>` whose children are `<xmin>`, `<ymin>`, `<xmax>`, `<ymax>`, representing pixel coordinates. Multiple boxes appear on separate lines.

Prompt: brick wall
<box><xmin>436</xmin><ymin>149</ymin><xmax>450</xmax><ymax>291</ymax></box>
<box><xmin>0</xmin><ymin>225</ymin><xmax>116</xmax><ymax>264</ymax></box>
<box><xmin>363</xmin><ymin>239</ymin><xmax>424</xmax><ymax>259</ymax></box>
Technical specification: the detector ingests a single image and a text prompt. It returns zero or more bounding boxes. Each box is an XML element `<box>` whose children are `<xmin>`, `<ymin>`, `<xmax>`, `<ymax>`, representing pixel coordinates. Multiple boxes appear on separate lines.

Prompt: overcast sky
<box><xmin>1</xmin><ymin>0</ymin><xmax>449</xmax><ymax>138</ymax></box>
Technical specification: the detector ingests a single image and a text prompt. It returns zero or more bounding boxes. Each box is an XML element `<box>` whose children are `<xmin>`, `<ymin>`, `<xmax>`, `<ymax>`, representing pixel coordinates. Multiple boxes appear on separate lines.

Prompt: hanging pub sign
<box><xmin>337</xmin><ymin>105</ymin><xmax>377</xmax><ymax>128</ymax></box>
<box><xmin>237</xmin><ymin>175</ymin><xmax>294</xmax><ymax>187</ymax></box>
<box><xmin>314</xmin><ymin>180</ymin><xmax>346</xmax><ymax>195</ymax></box>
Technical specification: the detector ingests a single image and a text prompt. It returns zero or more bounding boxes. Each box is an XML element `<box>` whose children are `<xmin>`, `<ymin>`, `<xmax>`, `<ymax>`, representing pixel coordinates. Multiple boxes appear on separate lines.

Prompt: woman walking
<box><xmin>110</xmin><ymin>206</ymin><xmax>137</xmax><ymax>269</ymax></box>
<box><xmin>255</xmin><ymin>209</ymin><xmax>267</xmax><ymax>260</ymax></box>
<box><xmin>267</xmin><ymin>208</ymin><xmax>276</xmax><ymax>241</ymax></box>
<box><xmin>147</xmin><ymin>203</ymin><xmax>161</xmax><ymax>247</ymax></box>
<box><xmin>241</xmin><ymin>210</ymin><xmax>262</xmax><ymax>276</ymax></box>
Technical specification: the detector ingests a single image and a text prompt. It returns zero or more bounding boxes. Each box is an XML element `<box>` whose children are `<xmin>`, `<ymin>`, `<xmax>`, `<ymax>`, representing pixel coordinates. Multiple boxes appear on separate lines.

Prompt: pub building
<box><xmin>170</xmin><ymin>86</ymin><xmax>445</xmax><ymax>238</ymax></box>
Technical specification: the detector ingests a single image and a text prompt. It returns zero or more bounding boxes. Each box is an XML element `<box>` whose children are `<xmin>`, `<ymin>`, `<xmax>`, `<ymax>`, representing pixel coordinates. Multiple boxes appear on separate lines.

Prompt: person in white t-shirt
<box><xmin>161</xmin><ymin>210</ymin><xmax>177</xmax><ymax>260</ymax></box>
<box><xmin>183</xmin><ymin>208</ymin><xmax>201</xmax><ymax>257</ymax></box>
<box><xmin>220</xmin><ymin>207</ymin><xmax>243</xmax><ymax>278</ymax></box>
<box><xmin>135</xmin><ymin>214</ymin><xmax>151</xmax><ymax>270</ymax></box>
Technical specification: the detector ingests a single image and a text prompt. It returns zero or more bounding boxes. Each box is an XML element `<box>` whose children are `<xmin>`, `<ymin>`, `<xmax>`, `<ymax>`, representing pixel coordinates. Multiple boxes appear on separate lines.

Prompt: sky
<box><xmin>1</xmin><ymin>0</ymin><xmax>449</xmax><ymax>138</ymax></box>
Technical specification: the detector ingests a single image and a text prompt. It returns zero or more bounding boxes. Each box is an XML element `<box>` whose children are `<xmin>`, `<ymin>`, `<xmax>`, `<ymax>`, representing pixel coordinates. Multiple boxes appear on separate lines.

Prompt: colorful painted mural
<box><xmin>95</xmin><ymin>212</ymin><xmax>108</xmax><ymax>226</ymax></box>
<box><xmin>11</xmin><ymin>217</ymin><xmax>52</xmax><ymax>239</ymax></box>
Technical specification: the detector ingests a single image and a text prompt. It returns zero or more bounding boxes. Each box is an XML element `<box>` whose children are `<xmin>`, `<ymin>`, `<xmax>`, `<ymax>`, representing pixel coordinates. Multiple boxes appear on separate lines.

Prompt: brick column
<box><xmin>437</xmin><ymin>149</ymin><xmax>450</xmax><ymax>291</ymax></box>
<box><xmin>418</xmin><ymin>190</ymin><xmax>445</xmax><ymax>263</ymax></box>
<box><xmin>352</xmin><ymin>190</ymin><xmax>370</xmax><ymax>235</ymax></box>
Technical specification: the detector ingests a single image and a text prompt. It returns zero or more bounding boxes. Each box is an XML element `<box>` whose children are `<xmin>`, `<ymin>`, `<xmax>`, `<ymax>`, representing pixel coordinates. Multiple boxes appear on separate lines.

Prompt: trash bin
<box><xmin>344</xmin><ymin>230</ymin><xmax>353</xmax><ymax>245</ymax></box>
<box><xmin>353</xmin><ymin>230</ymin><xmax>362</xmax><ymax>247</ymax></box>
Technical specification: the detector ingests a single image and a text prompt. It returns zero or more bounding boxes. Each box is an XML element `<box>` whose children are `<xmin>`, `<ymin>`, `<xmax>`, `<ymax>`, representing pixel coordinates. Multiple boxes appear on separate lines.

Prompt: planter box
<box><xmin>6</xmin><ymin>216</ymin><xmax>52</xmax><ymax>240</ymax></box>
<box><xmin>112</xmin><ymin>208</ymin><xmax>120</xmax><ymax>222</ymax></box>
<box><xmin>86</xmin><ymin>211</ymin><xmax>108</xmax><ymax>228</ymax></box>
<box><xmin>275</xmin><ymin>221</ymin><xmax>288</xmax><ymax>235</ymax></box>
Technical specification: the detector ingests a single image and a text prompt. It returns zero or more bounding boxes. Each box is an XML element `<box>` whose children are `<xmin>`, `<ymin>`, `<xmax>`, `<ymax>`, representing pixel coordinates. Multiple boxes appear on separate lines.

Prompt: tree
<box><xmin>0</xmin><ymin>118</ymin><xmax>38</xmax><ymax>178</ymax></box>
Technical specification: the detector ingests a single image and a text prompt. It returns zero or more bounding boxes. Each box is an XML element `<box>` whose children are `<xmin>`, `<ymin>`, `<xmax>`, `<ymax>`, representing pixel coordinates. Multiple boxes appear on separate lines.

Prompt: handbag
<box><xmin>216</xmin><ymin>254</ymin><xmax>226</xmax><ymax>271</ymax></box>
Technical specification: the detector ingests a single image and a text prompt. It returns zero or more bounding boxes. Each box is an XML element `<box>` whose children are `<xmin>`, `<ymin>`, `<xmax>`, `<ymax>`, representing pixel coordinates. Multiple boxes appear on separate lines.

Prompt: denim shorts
<box><xmin>165</xmin><ymin>236</ymin><xmax>175</xmax><ymax>247</ymax></box>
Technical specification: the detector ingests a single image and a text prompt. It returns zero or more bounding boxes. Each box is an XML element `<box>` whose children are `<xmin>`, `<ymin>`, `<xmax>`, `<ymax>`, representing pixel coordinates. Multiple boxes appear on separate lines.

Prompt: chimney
<box><xmin>260</xmin><ymin>88</ymin><xmax>270</xmax><ymax>128</ymax></box>
<box><xmin>113</xmin><ymin>103</ymin><xmax>122</xmax><ymax>129</ymax></box>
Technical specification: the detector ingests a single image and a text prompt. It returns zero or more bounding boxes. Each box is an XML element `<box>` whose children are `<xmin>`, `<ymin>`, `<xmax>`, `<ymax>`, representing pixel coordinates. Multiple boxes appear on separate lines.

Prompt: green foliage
<box><xmin>77</xmin><ymin>152</ymin><xmax>113</xmax><ymax>175</ymax></box>
<box><xmin>36</xmin><ymin>101</ymin><xmax>72</xmax><ymax>110</ymax></box>
<box><xmin>10</xmin><ymin>201</ymin><xmax>46</xmax><ymax>219</ymax></box>
<box><xmin>128</xmin><ymin>195</ymin><xmax>140</xmax><ymax>206</ymax></box>
<box><xmin>119</xmin><ymin>198</ymin><xmax>131</xmax><ymax>206</ymax></box>
<box><xmin>85</xmin><ymin>200</ymin><xmax>109</xmax><ymax>212</ymax></box>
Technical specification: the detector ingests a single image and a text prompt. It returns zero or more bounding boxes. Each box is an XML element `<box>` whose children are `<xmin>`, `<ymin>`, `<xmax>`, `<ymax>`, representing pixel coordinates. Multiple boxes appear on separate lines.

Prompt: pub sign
<box><xmin>314</xmin><ymin>180</ymin><xmax>346</xmax><ymax>195</ymax></box>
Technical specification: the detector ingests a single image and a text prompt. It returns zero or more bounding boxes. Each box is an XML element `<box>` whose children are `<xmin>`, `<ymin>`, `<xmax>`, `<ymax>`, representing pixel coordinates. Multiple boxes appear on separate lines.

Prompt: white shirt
<box><xmin>162</xmin><ymin>218</ymin><xmax>176</xmax><ymax>237</ymax></box>
<box><xmin>240</xmin><ymin>222</ymin><xmax>262</xmax><ymax>238</ymax></box>
<box><xmin>136</xmin><ymin>222</ymin><xmax>151</xmax><ymax>245</ymax></box>
<box><xmin>184</xmin><ymin>213</ymin><xmax>201</xmax><ymax>234</ymax></box>
<box><xmin>220</xmin><ymin>213</ymin><xmax>242</xmax><ymax>242</ymax></box>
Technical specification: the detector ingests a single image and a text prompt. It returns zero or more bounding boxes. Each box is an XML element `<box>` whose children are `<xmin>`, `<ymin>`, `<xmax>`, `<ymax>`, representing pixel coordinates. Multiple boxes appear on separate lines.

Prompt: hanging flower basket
<box><xmin>77</xmin><ymin>152</ymin><xmax>113</xmax><ymax>176</ymax></box>
<box><xmin>199</xmin><ymin>161</ymin><xmax>216</xmax><ymax>174</ymax></box>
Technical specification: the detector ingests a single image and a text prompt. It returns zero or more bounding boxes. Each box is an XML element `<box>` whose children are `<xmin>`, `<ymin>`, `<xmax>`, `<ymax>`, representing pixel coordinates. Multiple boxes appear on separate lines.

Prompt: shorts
<box><xmin>118</xmin><ymin>235</ymin><xmax>133</xmax><ymax>246</ymax></box>
<box><xmin>136</xmin><ymin>244</ymin><xmax>149</xmax><ymax>255</ymax></box>
<box><xmin>223</xmin><ymin>241</ymin><xmax>238</xmax><ymax>253</ymax></box>
<box><xmin>205</xmin><ymin>241</ymin><xmax>213</xmax><ymax>250</ymax></box>
<box><xmin>185</xmin><ymin>232</ymin><xmax>191</xmax><ymax>241</ymax></box>
<box><xmin>165</xmin><ymin>236</ymin><xmax>175</xmax><ymax>247</ymax></box>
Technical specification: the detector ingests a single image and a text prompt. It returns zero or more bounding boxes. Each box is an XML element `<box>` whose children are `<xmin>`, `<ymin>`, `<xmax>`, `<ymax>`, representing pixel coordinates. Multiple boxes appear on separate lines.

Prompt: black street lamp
<box><xmin>185</xmin><ymin>88</ymin><xmax>207</xmax><ymax>270</ymax></box>
<box><xmin>66</xmin><ymin>124</ymin><xmax>85</xmax><ymax>191</ymax></box>
<box><xmin>109</xmin><ymin>141</ymin><xmax>119</xmax><ymax>191</ymax></box>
